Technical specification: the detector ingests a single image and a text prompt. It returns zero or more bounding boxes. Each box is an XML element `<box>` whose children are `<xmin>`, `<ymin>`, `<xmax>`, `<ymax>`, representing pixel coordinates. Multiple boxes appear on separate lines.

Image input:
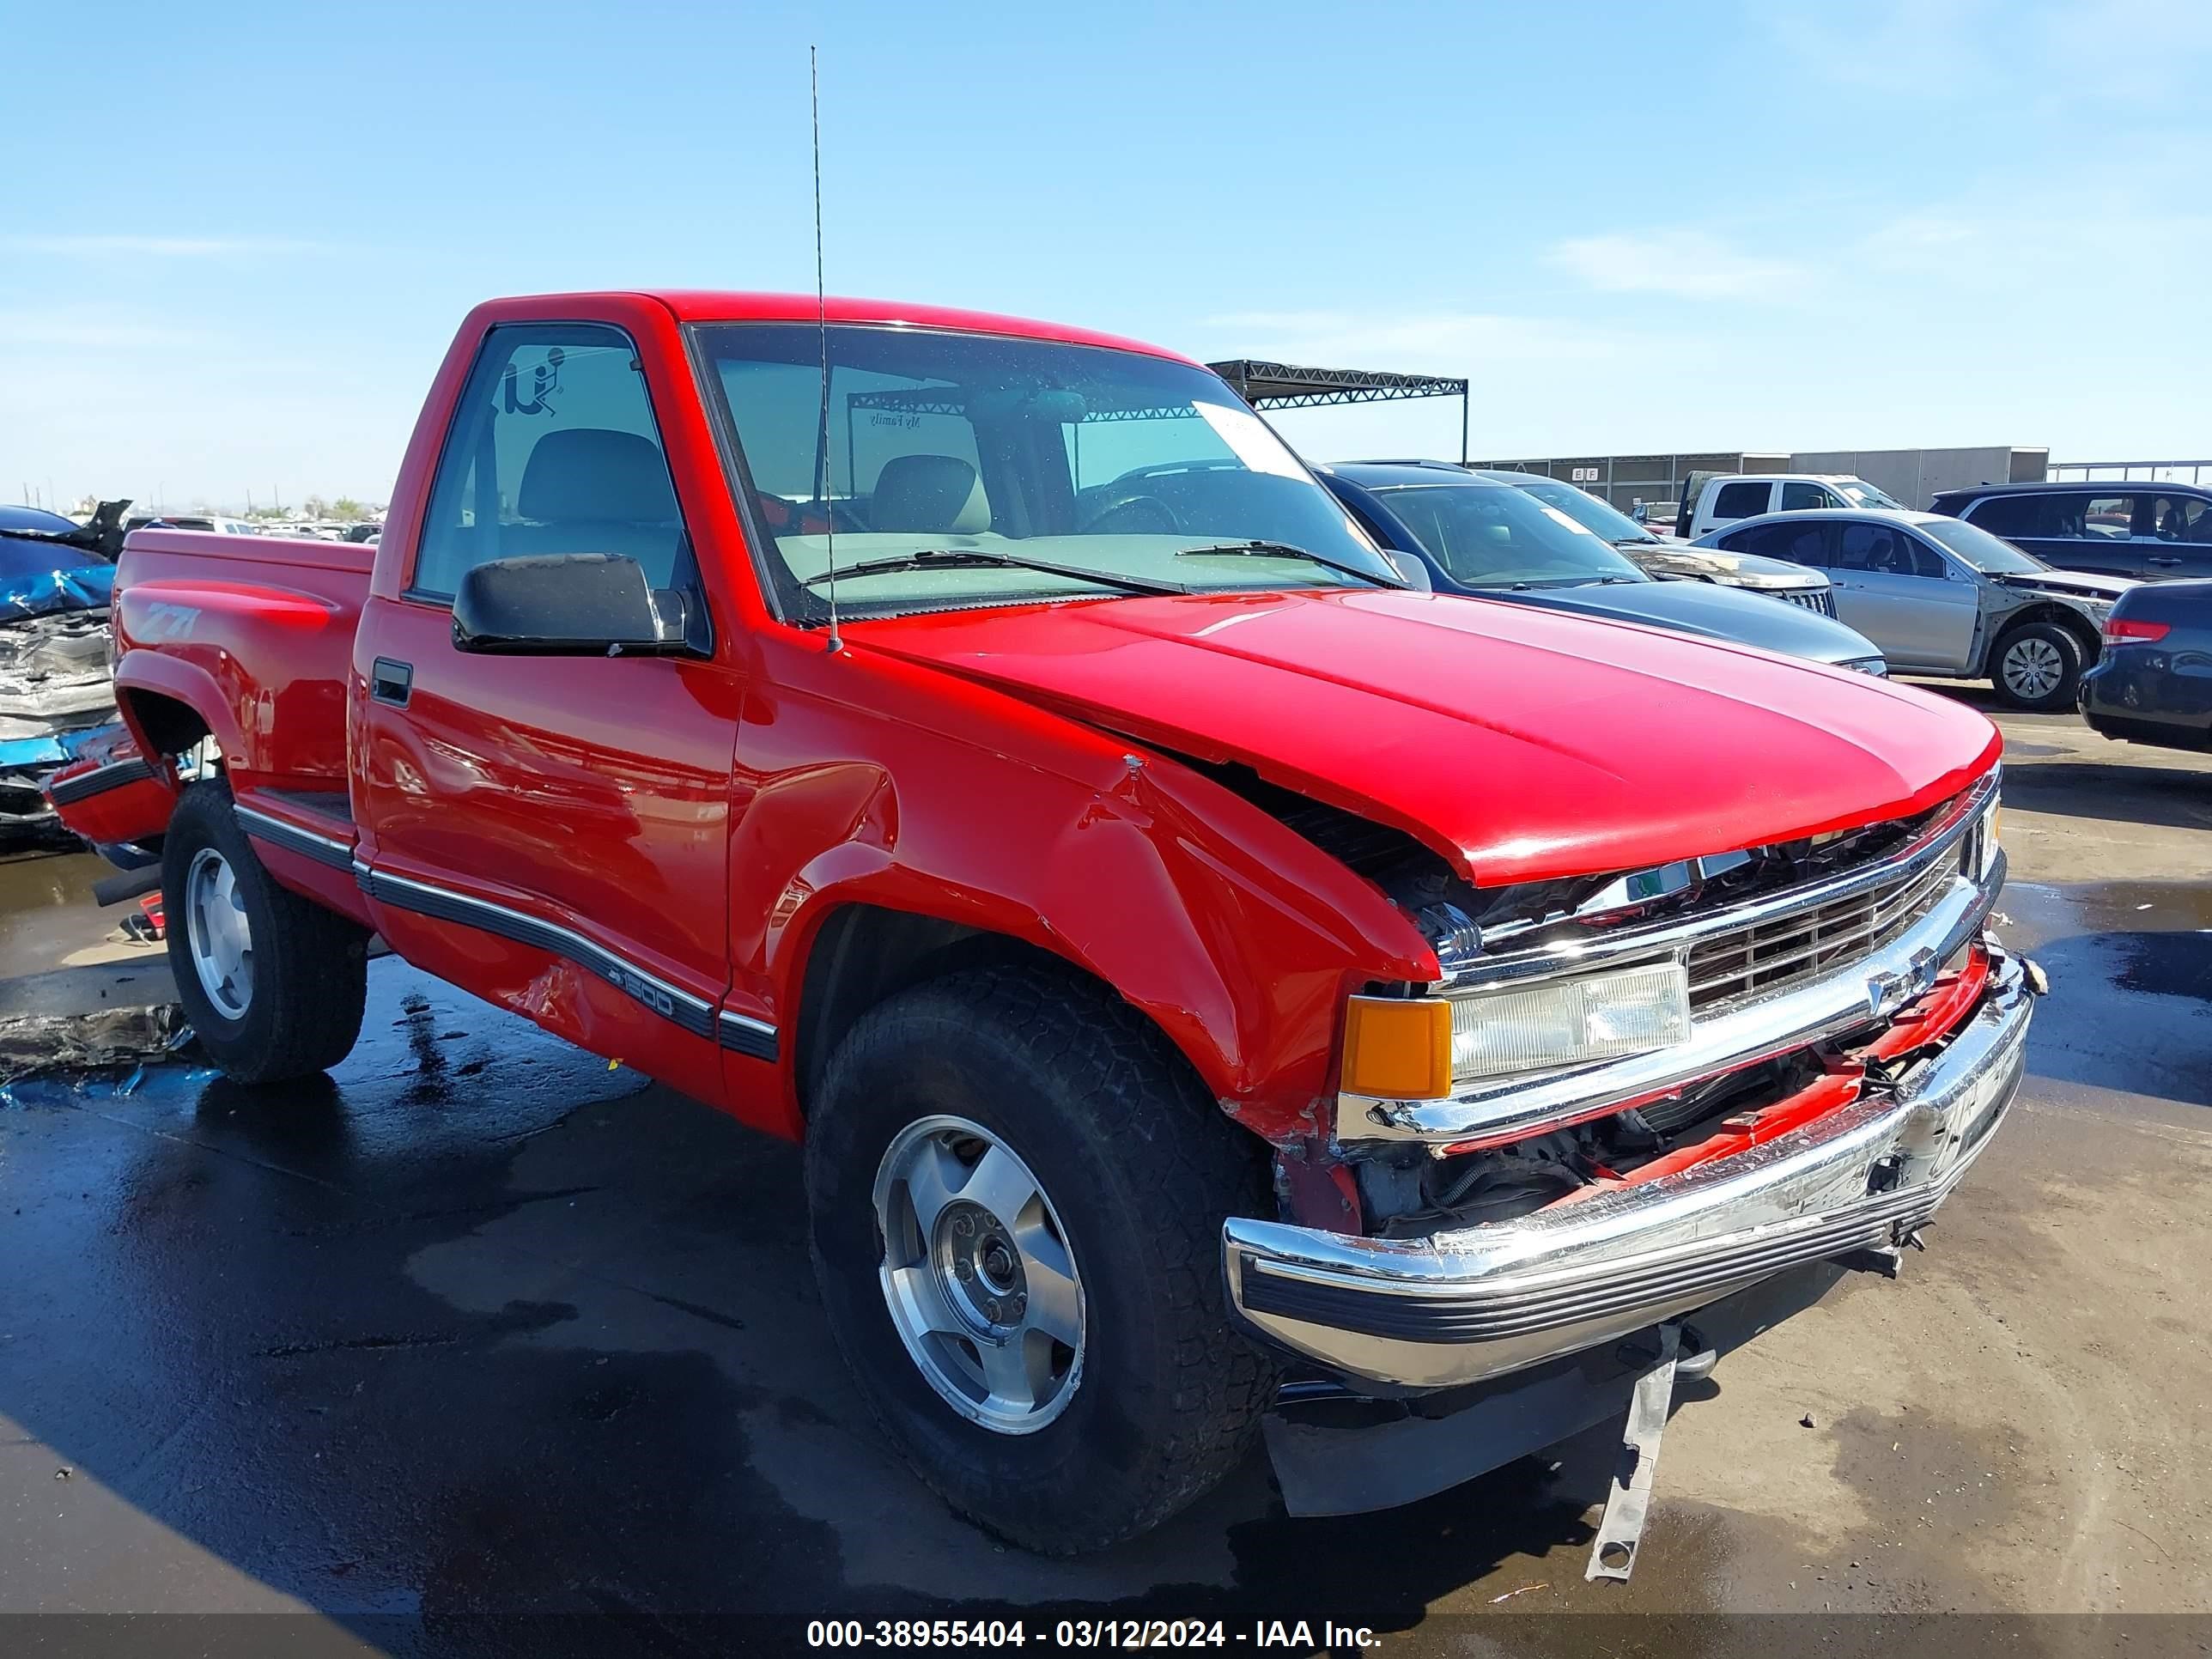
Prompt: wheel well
<box><xmin>122</xmin><ymin>689</ymin><xmax>212</xmax><ymax>761</ymax></box>
<box><xmin>793</xmin><ymin>904</ymin><xmax>1129</xmax><ymax>1115</ymax></box>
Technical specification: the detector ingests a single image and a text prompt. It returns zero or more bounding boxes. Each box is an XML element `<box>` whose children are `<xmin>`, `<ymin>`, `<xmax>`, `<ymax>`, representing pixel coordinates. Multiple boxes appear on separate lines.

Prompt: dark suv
<box><xmin>1929</xmin><ymin>482</ymin><xmax>2212</xmax><ymax>580</ymax></box>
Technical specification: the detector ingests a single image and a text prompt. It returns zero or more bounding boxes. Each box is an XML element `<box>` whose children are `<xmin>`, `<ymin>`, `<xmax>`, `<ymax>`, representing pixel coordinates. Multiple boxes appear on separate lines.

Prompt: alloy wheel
<box><xmin>185</xmin><ymin>847</ymin><xmax>254</xmax><ymax>1019</ymax></box>
<box><xmin>872</xmin><ymin>1115</ymin><xmax>1086</xmax><ymax>1434</ymax></box>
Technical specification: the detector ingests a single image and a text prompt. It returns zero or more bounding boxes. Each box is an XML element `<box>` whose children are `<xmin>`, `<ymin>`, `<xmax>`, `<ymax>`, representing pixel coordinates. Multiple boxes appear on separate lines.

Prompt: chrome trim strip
<box><xmin>1440</xmin><ymin>770</ymin><xmax>1996</xmax><ymax>992</ymax></box>
<box><xmin>47</xmin><ymin>757</ymin><xmax>158</xmax><ymax>806</ymax></box>
<box><xmin>1229</xmin><ymin>950</ymin><xmax>2032</xmax><ymax>1389</ymax></box>
<box><xmin>235</xmin><ymin>804</ymin><xmax>356</xmax><ymax>871</ymax></box>
<box><xmin>1343</xmin><ymin>850</ymin><xmax>2002</xmax><ymax>1147</ymax></box>
<box><xmin>717</xmin><ymin>1007</ymin><xmax>779</xmax><ymax>1062</ymax></box>
<box><xmin>356</xmin><ymin>859</ymin><xmax>763</xmax><ymax>1050</ymax></box>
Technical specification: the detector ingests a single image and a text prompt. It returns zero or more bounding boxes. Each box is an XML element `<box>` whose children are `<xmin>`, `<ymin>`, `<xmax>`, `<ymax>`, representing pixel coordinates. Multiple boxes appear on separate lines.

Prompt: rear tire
<box><xmin>163</xmin><ymin>778</ymin><xmax>369</xmax><ymax>1083</ymax></box>
<box><xmin>805</xmin><ymin>963</ymin><xmax>1278</xmax><ymax>1554</ymax></box>
<box><xmin>1991</xmin><ymin>620</ymin><xmax>2086</xmax><ymax>710</ymax></box>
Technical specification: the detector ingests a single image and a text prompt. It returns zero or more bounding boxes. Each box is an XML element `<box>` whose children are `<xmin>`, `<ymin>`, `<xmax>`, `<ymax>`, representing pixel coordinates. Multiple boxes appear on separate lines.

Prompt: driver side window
<box><xmin>415</xmin><ymin>325</ymin><xmax>688</xmax><ymax>600</ymax></box>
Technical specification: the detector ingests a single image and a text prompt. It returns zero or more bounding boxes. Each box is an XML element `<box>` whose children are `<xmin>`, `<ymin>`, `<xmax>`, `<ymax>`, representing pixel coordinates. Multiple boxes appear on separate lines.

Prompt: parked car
<box><xmin>46</xmin><ymin>289</ymin><xmax>2029</xmax><ymax>1555</ymax></box>
<box><xmin>1632</xmin><ymin>501</ymin><xmax>1679</xmax><ymax>532</ymax></box>
<box><xmin>343</xmin><ymin>522</ymin><xmax>383</xmax><ymax>543</ymax></box>
<box><xmin>1698</xmin><ymin>508</ymin><xmax>2129</xmax><ymax>709</ymax></box>
<box><xmin>2078</xmin><ymin>579</ymin><xmax>2212</xmax><ymax>752</ymax></box>
<box><xmin>1322</xmin><ymin>464</ymin><xmax>1884</xmax><ymax>670</ymax></box>
<box><xmin>1675</xmin><ymin>472</ymin><xmax>1907</xmax><ymax>540</ymax></box>
<box><xmin>1465</xmin><ymin>468</ymin><xmax>1842</xmax><ymax>617</ymax></box>
<box><xmin>1929</xmin><ymin>481</ymin><xmax>2212</xmax><ymax>581</ymax></box>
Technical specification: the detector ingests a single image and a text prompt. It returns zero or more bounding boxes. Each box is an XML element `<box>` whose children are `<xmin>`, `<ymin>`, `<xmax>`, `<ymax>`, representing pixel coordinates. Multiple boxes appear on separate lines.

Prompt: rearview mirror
<box><xmin>452</xmin><ymin>553</ymin><xmax>696</xmax><ymax>656</ymax></box>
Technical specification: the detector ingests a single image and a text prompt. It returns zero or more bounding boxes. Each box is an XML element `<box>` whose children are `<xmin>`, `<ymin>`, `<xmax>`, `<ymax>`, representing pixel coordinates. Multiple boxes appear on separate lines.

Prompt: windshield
<box><xmin>1376</xmin><ymin>484</ymin><xmax>1649</xmax><ymax>586</ymax></box>
<box><xmin>692</xmin><ymin>324</ymin><xmax>1395</xmax><ymax>617</ymax></box>
<box><xmin>1917</xmin><ymin>515</ymin><xmax>2046</xmax><ymax>574</ymax></box>
<box><xmin>1509</xmin><ymin>477</ymin><xmax>1659</xmax><ymax>543</ymax></box>
<box><xmin>1836</xmin><ymin>478</ymin><xmax>1905</xmax><ymax>510</ymax></box>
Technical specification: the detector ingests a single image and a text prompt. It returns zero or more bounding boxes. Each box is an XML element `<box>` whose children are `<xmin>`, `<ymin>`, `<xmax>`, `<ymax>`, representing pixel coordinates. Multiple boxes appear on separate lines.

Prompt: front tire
<box><xmin>805</xmin><ymin>964</ymin><xmax>1278</xmax><ymax>1554</ymax></box>
<box><xmin>163</xmin><ymin>778</ymin><xmax>369</xmax><ymax>1083</ymax></box>
<box><xmin>1992</xmin><ymin>620</ymin><xmax>2086</xmax><ymax>710</ymax></box>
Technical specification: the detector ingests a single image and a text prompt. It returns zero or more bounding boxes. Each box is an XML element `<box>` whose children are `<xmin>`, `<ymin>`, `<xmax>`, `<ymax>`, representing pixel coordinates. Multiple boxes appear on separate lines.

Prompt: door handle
<box><xmin>370</xmin><ymin>658</ymin><xmax>414</xmax><ymax>707</ymax></box>
<box><xmin>2148</xmin><ymin>556</ymin><xmax>2183</xmax><ymax>567</ymax></box>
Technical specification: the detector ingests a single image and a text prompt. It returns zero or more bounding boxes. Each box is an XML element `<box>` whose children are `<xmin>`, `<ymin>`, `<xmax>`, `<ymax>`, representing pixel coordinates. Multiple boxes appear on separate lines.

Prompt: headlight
<box><xmin>1970</xmin><ymin>791</ymin><xmax>2002</xmax><ymax>882</ymax></box>
<box><xmin>1447</xmin><ymin>961</ymin><xmax>1691</xmax><ymax>1083</ymax></box>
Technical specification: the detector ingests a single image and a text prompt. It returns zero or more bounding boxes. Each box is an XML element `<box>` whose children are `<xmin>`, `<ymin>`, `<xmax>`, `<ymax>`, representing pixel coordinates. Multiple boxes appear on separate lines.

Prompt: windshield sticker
<box><xmin>1194</xmin><ymin>402</ymin><xmax>1305</xmax><ymax>481</ymax></box>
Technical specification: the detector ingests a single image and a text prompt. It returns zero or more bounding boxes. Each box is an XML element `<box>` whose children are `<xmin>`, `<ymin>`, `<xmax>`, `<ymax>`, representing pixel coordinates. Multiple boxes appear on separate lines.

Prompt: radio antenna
<box><xmin>811</xmin><ymin>46</ymin><xmax>842</xmax><ymax>654</ymax></box>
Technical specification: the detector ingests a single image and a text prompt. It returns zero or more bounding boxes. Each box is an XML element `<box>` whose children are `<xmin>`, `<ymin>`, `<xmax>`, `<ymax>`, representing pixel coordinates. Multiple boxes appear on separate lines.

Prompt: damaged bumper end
<box><xmin>1224</xmin><ymin>946</ymin><xmax>2035</xmax><ymax>1392</ymax></box>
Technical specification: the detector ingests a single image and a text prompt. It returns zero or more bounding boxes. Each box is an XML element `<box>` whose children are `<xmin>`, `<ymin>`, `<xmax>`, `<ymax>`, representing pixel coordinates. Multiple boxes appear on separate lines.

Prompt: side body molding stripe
<box><xmin>349</xmin><ymin>859</ymin><xmax>777</xmax><ymax>1059</ymax></box>
<box><xmin>235</xmin><ymin>805</ymin><xmax>356</xmax><ymax>871</ymax></box>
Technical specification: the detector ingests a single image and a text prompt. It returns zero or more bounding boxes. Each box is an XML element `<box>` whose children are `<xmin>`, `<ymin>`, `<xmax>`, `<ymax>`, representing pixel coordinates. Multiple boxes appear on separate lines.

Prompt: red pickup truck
<box><xmin>49</xmin><ymin>291</ymin><xmax>2033</xmax><ymax>1554</ymax></box>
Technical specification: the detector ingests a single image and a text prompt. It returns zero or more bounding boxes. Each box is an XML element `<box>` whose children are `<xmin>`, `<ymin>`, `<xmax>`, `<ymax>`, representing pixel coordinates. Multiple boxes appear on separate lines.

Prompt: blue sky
<box><xmin>7</xmin><ymin>0</ymin><xmax>2210</xmax><ymax>509</ymax></box>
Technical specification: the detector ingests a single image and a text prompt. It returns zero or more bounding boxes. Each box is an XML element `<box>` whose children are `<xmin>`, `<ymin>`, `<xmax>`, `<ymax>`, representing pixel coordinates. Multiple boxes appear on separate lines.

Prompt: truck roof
<box><xmin>489</xmin><ymin>290</ymin><xmax>1200</xmax><ymax>367</ymax></box>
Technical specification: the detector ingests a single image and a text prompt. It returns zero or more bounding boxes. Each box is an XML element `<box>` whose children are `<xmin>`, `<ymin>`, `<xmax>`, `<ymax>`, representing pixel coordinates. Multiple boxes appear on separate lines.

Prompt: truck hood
<box><xmin>1494</xmin><ymin>578</ymin><xmax>1880</xmax><ymax>665</ymax></box>
<box><xmin>850</xmin><ymin>589</ymin><xmax>2001</xmax><ymax>885</ymax></box>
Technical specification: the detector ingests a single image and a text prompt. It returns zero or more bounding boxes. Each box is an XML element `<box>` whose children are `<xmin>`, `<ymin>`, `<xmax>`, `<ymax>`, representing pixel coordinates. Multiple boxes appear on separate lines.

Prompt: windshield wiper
<box><xmin>1171</xmin><ymin>540</ymin><xmax>1403</xmax><ymax>587</ymax></box>
<box><xmin>799</xmin><ymin>549</ymin><xmax>1188</xmax><ymax>598</ymax></box>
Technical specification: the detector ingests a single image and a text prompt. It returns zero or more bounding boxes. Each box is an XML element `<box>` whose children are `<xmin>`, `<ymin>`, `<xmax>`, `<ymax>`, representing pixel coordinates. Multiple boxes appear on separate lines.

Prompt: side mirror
<box><xmin>452</xmin><ymin>554</ymin><xmax>696</xmax><ymax>656</ymax></box>
<box><xmin>1384</xmin><ymin>549</ymin><xmax>1433</xmax><ymax>592</ymax></box>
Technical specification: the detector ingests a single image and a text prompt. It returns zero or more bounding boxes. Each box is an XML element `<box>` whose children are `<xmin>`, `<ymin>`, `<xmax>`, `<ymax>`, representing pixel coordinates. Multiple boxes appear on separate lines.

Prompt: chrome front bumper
<box><xmin>1224</xmin><ymin>948</ymin><xmax>2034</xmax><ymax>1390</ymax></box>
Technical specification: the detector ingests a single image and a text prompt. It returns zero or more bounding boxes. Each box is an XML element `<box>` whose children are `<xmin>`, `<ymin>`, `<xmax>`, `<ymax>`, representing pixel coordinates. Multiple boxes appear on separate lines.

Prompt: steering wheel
<box><xmin>1077</xmin><ymin>489</ymin><xmax>1181</xmax><ymax>535</ymax></box>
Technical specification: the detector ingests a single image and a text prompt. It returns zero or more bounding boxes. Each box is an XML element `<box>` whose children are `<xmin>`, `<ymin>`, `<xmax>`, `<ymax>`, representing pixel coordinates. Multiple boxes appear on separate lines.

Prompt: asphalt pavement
<box><xmin>1</xmin><ymin>691</ymin><xmax>2207</xmax><ymax>1656</ymax></box>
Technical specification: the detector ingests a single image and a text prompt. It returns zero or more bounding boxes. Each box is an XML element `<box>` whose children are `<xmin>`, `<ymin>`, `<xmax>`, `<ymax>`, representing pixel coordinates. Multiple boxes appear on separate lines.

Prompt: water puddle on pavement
<box><xmin>0</xmin><ymin>849</ymin><xmax>127</xmax><ymax>977</ymax></box>
<box><xmin>1998</xmin><ymin>878</ymin><xmax>2212</xmax><ymax>1110</ymax></box>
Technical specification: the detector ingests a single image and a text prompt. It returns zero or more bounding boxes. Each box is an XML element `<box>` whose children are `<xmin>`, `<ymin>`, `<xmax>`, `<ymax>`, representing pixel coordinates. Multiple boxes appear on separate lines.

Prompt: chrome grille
<box><xmin>1684</xmin><ymin>847</ymin><xmax>1958</xmax><ymax>1012</ymax></box>
<box><xmin>1781</xmin><ymin>586</ymin><xmax>1838</xmax><ymax>618</ymax></box>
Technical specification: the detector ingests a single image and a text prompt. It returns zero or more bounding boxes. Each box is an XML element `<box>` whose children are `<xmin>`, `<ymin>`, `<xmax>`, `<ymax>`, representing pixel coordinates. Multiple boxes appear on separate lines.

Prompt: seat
<box><xmin>509</xmin><ymin>428</ymin><xmax>684</xmax><ymax>581</ymax></box>
<box><xmin>869</xmin><ymin>454</ymin><xmax>991</xmax><ymax>534</ymax></box>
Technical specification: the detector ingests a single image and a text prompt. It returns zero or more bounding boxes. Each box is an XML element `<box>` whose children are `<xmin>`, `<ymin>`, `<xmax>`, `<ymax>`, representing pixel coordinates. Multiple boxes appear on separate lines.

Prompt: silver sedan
<box><xmin>1695</xmin><ymin>508</ymin><xmax>2131</xmax><ymax>710</ymax></box>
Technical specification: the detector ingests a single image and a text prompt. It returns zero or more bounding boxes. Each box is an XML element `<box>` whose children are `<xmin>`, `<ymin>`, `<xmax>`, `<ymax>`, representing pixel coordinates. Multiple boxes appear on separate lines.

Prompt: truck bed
<box><xmin>109</xmin><ymin>528</ymin><xmax>373</xmax><ymax>795</ymax></box>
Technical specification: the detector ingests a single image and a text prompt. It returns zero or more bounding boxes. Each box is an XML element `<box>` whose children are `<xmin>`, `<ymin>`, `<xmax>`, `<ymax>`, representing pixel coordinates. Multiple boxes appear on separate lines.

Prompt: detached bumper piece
<box><xmin>1225</xmin><ymin>946</ymin><xmax>2035</xmax><ymax>1392</ymax></box>
<box><xmin>1585</xmin><ymin>1321</ymin><xmax>1681</xmax><ymax>1584</ymax></box>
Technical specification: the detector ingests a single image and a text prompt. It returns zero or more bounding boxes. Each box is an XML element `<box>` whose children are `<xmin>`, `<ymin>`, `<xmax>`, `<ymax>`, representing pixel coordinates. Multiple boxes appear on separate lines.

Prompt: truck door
<box><xmin>352</xmin><ymin>321</ymin><xmax>740</xmax><ymax>1107</ymax></box>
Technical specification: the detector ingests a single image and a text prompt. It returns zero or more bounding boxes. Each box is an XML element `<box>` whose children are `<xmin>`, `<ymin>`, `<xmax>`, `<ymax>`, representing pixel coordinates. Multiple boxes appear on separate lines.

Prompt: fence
<box><xmin>2048</xmin><ymin>459</ymin><xmax>2212</xmax><ymax>485</ymax></box>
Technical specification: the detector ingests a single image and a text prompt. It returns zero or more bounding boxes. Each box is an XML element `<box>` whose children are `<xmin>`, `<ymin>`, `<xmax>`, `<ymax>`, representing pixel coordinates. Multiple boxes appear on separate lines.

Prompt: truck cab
<box><xmin>1677</xmin><ymin>472</ymin><xmax>1907</xmax><ymax>540</ymax></box>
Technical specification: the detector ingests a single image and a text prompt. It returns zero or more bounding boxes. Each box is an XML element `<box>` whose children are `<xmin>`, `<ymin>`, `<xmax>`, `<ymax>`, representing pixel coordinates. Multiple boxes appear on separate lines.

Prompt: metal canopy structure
<box><xmin>1208</xmin><ymin>359</ymin><xmax>1470</xmax><ymax>461</ymax></box>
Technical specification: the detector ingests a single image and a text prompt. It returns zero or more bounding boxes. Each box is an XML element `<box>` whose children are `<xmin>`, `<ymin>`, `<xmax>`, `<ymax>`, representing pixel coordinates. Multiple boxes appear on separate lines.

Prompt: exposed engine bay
<box><xmin>1176</xmin><ymin>752</ymin><xmax>1990</xmax><ymax>1241</ymax></box>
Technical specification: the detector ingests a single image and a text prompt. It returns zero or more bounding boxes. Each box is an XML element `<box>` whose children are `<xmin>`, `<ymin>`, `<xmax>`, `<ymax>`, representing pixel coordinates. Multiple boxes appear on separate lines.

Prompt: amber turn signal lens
<box><xmin>1340</xmin><ymin>995</ymin><xmax>1455</xmax><ymax>1101</ymax></box>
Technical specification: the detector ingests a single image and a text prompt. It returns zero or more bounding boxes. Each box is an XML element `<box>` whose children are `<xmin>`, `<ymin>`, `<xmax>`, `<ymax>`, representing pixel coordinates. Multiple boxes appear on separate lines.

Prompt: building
<box><xmin>1469</xmin><ymin>446</ymin><xmax>2050</xmax><ymax>514</ymax></box>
